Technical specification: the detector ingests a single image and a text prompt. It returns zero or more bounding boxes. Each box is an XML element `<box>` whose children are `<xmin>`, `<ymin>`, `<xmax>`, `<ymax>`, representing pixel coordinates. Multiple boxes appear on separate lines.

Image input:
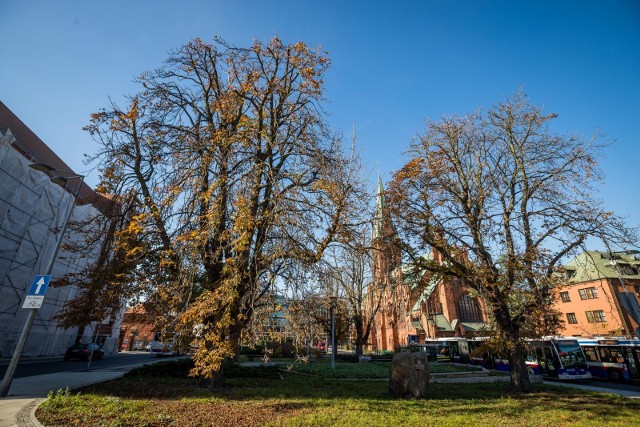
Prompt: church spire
<box><xmin>372</xmin><ymin>175</ymin><xmax>388</xmax><ymax>240</ymax></box>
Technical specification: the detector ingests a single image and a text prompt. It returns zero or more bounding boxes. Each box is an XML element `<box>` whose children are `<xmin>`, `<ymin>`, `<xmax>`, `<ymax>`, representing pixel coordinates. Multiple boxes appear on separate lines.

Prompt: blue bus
<box><xmin>578</xmin><ymin>338</ymin><xmax>640</xmax><ymax>381</ymax></box>
<box><xmin>437</xmin><ymin>337</ymin><xmax>591</xmax><ymax>380</ymax></box>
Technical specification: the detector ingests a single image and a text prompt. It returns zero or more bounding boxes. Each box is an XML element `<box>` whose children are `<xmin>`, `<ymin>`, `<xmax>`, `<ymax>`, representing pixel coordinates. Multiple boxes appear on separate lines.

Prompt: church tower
<box><xmin>370</xmin><ymin>177</ymin><xmax>404</xmax><ymax>351</ymax></box>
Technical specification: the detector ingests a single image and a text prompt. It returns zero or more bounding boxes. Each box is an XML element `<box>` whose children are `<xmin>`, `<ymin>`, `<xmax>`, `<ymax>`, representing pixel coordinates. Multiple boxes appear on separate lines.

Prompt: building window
<box><xmin>458</xmin><ymin>294</ymin><xmax>483</xmax><ymax>322</ymax></box>
<box><xmin>560</xmin><ymin>291</ymin><xmax>571</xmax><ymax>303</ymax></box>
<box><xmin>585</xmin><ymin>310</ymin><xmax>606</xmax><ymax>323</ymax></box>
<box><xmin>578</xmin><ymin>287</ymin><xmax>598</xmax><ymax>300</ymax></box>
<box><xmin>618</xmin><ymin>264</ymin><xmax>638</xmax><ymax>276</ymax></box>
<box><xmin>566</xmin><ymin>313</ymin><xmax>578</xmax><ymax>324</ymax></box>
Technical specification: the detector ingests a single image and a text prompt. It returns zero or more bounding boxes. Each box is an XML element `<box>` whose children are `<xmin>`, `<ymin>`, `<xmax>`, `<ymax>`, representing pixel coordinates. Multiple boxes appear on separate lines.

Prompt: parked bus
<box><xmin>429</xmin><ymin>338</ymin><xmax>470</xmax><ymax>363</ymax></box>
<box><xmin>410</xmin><ymin>337</ymin><xmax>590</xmax><ymax>380</ymax></box>
<box><xmin>578</xmin><ymin>338</ymin><xmax>640</xmax><ymax>381</ymax></box>
<box><xmin>442</xmin><ymin>337</ymin><xmax>591</xmax><ymax>380</ymax></box>
<box><xmin>527</xmin><ymin>338</ymin><xmax>591</xmax><ymax>380</ymax></box>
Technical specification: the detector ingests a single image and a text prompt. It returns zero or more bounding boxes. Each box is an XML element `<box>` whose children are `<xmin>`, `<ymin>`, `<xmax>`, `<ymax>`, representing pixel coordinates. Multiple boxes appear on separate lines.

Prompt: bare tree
<box><xmin>320</xmin><ymin>232</ymin><xmax>383</xmax><ymax>357</ymax></box>
<box><xmin>388</xmin><ymin>90</ymin><xmax>637</xmax><ymax>392</ymax></box>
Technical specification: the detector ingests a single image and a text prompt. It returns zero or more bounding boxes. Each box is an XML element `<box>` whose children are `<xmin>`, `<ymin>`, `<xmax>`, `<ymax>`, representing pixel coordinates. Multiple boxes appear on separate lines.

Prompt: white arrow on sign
<box><xmin>35</xmin><ymin>277</ymin><xmax>45</xmax><ymax>295</ymax></box>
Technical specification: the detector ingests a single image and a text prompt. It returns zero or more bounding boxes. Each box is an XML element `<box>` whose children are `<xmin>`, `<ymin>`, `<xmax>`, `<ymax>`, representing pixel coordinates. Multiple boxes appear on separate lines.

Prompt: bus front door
<box><xmin>536</xmin><ymin>346</ymin><xmax>558</xmax><ymax>377</ymax></box>
<box><xmin>624</xmin><ymin>347</ymin><xmax>640</xmax><ymax>380</ymax></box>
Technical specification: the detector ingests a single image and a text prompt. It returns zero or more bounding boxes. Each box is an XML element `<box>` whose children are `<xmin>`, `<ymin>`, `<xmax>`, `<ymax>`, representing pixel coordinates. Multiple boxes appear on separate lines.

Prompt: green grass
<box><xmin>283</xmin><ymin>361</ymin><xmax>477</xmax><ymax>378</ymax></box>
<box><xmin>37</xmin><ymin>364</ymin><xmax>640</xmax><ymax>427</ymax></box>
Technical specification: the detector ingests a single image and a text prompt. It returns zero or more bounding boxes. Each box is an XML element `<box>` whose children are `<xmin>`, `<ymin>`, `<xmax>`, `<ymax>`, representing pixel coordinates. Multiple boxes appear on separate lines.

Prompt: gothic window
<box><xmin>458</xmin><ymin>294</ymin><xmax>483</xmax><ymax>322</ymax></box>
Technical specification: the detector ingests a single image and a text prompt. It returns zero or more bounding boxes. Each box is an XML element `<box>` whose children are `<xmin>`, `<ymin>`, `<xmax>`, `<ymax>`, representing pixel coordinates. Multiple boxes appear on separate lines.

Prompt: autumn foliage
<box><xmin>81</xmin><ymin>37</ymin><xmax>359</xmax><ymax>384</ymax></box>
<box><xmin>388</xmin><ymin>91</ymin><xmax>636</xmax><ymax>392</ymax></box>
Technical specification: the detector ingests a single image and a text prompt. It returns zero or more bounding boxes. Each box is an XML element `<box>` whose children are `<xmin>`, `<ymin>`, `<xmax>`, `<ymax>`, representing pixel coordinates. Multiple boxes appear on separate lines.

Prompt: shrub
<box><xmin>124</xmin><ymin>359</ymin><xmax>194</xmax><ymax>378</ymax></box>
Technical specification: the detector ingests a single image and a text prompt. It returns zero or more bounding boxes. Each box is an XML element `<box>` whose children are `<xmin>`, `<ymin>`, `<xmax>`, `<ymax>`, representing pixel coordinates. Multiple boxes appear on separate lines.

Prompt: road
<box><xmin>547</xmin><ymin>377</ymin><xmax>640</xmax><ymax>393</ymax></box>
<box><xmin>0</xmin><ymin>351</ymin><xmax>167</xmax><ymax>378</ymax></box>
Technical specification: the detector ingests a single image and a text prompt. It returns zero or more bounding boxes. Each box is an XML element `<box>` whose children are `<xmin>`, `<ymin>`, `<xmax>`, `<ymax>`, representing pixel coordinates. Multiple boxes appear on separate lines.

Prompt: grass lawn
<box><xmin>283</xmin><ymin>360</ymin><xmax>480</xmax><ymax>378</ymax></box>
<box><xmin>37</xmin><ymin>362</ymin><xmax>640</xmax><ymax>427</ymax></box>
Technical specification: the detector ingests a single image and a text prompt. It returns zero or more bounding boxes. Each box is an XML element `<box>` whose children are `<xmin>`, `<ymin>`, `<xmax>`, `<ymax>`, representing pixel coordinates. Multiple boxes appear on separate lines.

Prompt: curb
<box><xmin>13</xmin><ymin>398</ymin><xmax>44</xmax><ymax>427</ymax></box>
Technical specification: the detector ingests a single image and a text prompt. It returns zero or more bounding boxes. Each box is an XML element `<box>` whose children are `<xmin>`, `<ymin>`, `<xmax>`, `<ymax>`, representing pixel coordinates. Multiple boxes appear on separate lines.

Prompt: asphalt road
<box><xmin>0</xmin><ymin>351</ymin><xmax>165</xmax><ymax>378</ymax></box>
<box><xmin>576</xmin><ymin>377</ymin><xmax>640</xmax><ymax>393</ymax></box>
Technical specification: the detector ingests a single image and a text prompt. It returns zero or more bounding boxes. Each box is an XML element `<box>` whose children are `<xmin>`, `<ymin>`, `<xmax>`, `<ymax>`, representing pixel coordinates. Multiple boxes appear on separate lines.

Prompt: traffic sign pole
<box><xmin>0</xmin><ymin>174</ymin><xmax>83</xmax><ymax>398</ymax></box>
<box><xmin>0</xmin><ymin>309</ymin><xmax>36</xmax><ymax>397</ymax></box>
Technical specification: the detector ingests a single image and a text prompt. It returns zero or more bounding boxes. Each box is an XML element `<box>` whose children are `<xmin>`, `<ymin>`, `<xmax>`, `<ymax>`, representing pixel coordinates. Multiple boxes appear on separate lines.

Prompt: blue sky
<box><xmin>1</xmin><ymin>1</ymin><xmax>639</xmax><ymax>249</ymax></box>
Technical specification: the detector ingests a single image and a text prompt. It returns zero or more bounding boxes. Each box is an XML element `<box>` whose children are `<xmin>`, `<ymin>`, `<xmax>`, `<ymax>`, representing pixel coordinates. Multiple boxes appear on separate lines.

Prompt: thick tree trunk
<box><xmin>355</xmin><ymin>343</ymin><xmax>363</xmax><ymax>358</ymax></box>
<box><xmin>508</xmin><ymin>343</ymin><xmax>532</xmax><ymax>393</ymax></box>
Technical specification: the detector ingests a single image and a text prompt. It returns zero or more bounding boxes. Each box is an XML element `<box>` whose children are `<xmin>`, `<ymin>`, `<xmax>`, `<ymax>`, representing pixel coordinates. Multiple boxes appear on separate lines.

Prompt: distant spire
<box><xmin>372</xmin><ymin>176</ymin><xmax>387</xmax><ymax>240</ymax></box>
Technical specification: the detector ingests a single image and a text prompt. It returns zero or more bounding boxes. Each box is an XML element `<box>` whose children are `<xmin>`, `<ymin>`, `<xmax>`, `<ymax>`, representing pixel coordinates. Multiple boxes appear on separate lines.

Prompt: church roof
<box><xmin>434</xmin><ymin>314</ymin><xmax>454</xmax><ymax>331</ymax></box>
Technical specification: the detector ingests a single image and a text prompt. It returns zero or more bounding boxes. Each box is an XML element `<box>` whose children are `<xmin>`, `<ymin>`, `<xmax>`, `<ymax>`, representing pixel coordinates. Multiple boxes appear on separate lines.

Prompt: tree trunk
<box><xmin>209</xmin><ymin>368</ymin><xmax>225</xmax><ymax>388</ymax></box>
<box><xmin>508</xmin><ymin>341</ymin><xmax>532</xmax><ymax>393</ymax></box>
<box><xmin>355</xmin><ymin>343</ymin><xmax>363</xmax><ymax>358</ymax></box>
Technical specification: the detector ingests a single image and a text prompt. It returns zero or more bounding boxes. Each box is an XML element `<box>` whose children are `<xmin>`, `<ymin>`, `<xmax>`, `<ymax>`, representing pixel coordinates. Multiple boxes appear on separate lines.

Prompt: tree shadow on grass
<box><xmin>68</xmin><ymin>364</ymin><xmax>640</xmax><ymax>425</ymax></box>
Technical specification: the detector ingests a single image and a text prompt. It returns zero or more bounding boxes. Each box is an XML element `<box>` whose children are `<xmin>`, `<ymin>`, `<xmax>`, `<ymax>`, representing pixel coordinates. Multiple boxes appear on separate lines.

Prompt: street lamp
<box><xmin>330</xmin><ymin>295</ymin><xmax>337</xmax><ymax>369</ymax></box>
<box><xmin>0</xmin><ymin>163</ymin><xmax>84</xmax><ymax>398</ymax></box>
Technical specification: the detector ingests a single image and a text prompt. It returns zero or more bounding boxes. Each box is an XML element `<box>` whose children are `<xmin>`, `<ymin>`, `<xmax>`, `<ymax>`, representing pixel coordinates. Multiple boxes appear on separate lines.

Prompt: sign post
<box><xmin>0</xmin><ymin>276</ymin><xmax>51</xmax><ymax>397</ymax></box>
<box><xmin>0</xmin><ymin>166</ymin><xmax>83</xmax><ymax>398</ymax></box>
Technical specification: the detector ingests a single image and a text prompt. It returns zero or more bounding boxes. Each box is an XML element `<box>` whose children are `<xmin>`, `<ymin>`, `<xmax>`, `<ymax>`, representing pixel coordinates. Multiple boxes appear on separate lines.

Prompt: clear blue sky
<box><xmin>1</xmin><ymin>1</ymin><xmax>639</xmax><ymax>249</ymax></box>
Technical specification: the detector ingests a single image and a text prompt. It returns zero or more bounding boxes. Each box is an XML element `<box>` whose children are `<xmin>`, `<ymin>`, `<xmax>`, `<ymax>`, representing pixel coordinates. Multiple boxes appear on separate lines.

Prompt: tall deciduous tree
<box><xmin>83</xmin><ymin>37</ymin><xmax>360</xmax><ymax>386</ymax></box>
<box><xmin>388</xmin><ymin>91</ymin><xmax>637</xmax><ymax>392</ymax></box>
<box><xmin>321</xmin><ymin>232</ymin><xmax>382</xmax><ymax>358</ymax></box>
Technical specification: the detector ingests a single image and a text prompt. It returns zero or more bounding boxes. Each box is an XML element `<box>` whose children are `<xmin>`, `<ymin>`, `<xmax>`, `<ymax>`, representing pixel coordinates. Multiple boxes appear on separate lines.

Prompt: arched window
<box><xmin>458</xmin><ymin>294</ymin><xmax>482</xmax><ymax>322</ymax></box>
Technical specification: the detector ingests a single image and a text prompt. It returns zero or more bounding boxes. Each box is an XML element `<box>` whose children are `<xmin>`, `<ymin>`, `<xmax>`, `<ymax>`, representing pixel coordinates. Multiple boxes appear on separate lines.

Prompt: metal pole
<box><xmin>0</xmin><ymin>175</ymin><xmax>83</xmax><ymax>398</ymax></box>
<box><xmin>330</xmin><ymin>301</ymin><xmax>335</xmax><ymax>369</ymax></box>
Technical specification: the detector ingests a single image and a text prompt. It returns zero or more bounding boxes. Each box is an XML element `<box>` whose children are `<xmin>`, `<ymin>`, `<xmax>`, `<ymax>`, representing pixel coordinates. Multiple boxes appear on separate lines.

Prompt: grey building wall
<box><xmin>0</xmin><ymin>128</ymin><xmax>122</xmax><ymax>357</ymax></box>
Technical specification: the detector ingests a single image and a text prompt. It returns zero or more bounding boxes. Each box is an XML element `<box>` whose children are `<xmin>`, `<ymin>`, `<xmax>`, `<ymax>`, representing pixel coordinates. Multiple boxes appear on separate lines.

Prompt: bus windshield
<box><xmin>555</xmin><ymin>341</ymin><xmax>587</xmax><ymax>368</ymax></box>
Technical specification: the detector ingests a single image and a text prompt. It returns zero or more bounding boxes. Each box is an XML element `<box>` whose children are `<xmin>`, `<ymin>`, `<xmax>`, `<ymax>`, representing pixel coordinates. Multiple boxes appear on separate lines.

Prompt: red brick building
<box><xmin>118</xmin><ymin>305</ymin><xmax>158</xmax><ymax>351</ymax></box>
<box><xmin>367</xmin><ymin>179</ymin><xmax>489</xmax><ymax>352</ymax></box>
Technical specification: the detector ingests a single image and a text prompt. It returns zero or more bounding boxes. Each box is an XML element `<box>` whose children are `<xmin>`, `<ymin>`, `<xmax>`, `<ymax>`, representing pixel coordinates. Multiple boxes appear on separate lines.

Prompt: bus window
<box><xmin>599</xmin><ymin>347</ymin><xmax>623</xmax><ymax>364</ymax></box>
<box><xmin>535</xmin><ymin>347</ymin><xmax>546</xmax><ymax>372</ymax></box>
<box><xmin>545</xmin><ymin>347</ymin><xmax>558</xmax><ymax>373</ymax></box>
<box><xmin>582</xmin><ymin>346</ymin><xmax>598</xmax><ymax>362</ymax></box>
<box><xmin>609</xmin><ymin>348</ymin><xmax>624</xmax><ymax>363</ymax></box>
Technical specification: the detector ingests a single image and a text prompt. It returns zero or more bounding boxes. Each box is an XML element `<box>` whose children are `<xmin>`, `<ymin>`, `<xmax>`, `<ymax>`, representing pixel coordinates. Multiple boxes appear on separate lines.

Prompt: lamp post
<box><xmin>330</xmin><ymin>295</ymin><xmax>337</xmax><ymax>369</ymax></box>
<box><xmin>0</xmin><ymin>163</ymin><xmax>84</xmax><ymax>398</ymax></box>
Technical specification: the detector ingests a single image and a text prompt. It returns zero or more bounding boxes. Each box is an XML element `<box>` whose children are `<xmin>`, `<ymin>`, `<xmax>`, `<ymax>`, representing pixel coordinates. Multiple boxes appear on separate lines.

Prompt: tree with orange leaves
<box><xmin>81</xmin><ymin>37</ymin><xmax>362</xmax><ymax>386</ymax></box>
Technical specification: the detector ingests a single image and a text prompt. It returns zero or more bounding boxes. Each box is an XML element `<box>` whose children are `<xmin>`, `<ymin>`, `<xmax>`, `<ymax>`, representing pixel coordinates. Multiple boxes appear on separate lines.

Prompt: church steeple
<box><xmin>372</xmin><ymin>176</ymin><xmax>386</xmax><ymax>240</ymax></box>
<box><xmin>372</xmin><ymin>175</ymin><xmax>396</xmax><ymax>241</ymax></box>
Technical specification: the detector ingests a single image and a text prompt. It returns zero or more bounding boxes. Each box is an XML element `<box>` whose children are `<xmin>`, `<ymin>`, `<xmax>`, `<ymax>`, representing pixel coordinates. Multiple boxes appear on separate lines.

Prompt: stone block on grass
<box><xmin>389</xmin><ymin>351</ymin><xmax>430</xmax><ymax>398</ymax></box>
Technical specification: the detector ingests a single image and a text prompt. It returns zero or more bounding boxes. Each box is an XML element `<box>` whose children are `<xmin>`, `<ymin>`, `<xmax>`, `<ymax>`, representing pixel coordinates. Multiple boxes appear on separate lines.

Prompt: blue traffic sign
<box><xmin>28</xmin><ymin>275</ymin><xmax>51</xmax><ymax>296</ymax></box>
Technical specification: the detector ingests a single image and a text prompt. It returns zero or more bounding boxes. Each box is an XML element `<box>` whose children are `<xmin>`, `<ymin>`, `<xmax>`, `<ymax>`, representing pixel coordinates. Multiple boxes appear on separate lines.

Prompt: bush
<box><xmin>224</xmin><ymin>363</ymin><xmax>282</xmax><ymax>379</ymax></box>
<box><xmin>238</xmin><ymin>345</ymin><xmax>264</xmax><ymax>355</ymax></box>
<box><xmin>335</xmin><ymin>353</ymin><xmax>359</xmax><ymax>363</ymax></box>
<box><xmin>124</xmin><ymin>358</ymin><xmax>283</xmax><ymax>379</ymax></box>
<box><xmin>125</xmin><ymin>359</ymin><xmax>194</xmax><ymax>378</ymax></box>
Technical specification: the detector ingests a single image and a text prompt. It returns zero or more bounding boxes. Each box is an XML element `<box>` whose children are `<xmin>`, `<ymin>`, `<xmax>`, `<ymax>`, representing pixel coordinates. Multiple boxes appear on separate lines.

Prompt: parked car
<box><xmin>63</xmin><ymin>343</ymin><xmax>104</xmax><ymax>361</ymax></box>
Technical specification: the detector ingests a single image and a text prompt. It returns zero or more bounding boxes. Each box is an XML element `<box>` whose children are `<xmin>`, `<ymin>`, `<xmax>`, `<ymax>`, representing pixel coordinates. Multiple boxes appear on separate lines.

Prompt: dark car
<box><xmin>63</xmin><ymin>343</ymin><xmax>104</xmax><ymax>361</ymax></box>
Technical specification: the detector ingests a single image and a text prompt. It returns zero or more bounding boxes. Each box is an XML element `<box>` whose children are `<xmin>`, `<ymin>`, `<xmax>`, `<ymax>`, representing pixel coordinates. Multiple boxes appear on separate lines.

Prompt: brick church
<box><xmin>368</xmin><ymin>178</ymin><xmax>490</xmax><ymax>352</ymax></box>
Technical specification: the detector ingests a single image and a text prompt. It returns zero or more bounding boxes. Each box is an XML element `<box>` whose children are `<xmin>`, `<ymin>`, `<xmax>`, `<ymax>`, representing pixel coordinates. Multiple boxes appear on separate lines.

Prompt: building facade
<box><xmin>0</xmin><ymin>101</ymin><xmax>123</xmax><ymax>356</ymax></box>
<box><xmin>367</xmin><ymin>179</ymin><xmax>489</xmax><ymax>352</ymax></box>
<box><xmin>554</xmin><ymin>250</ymin><xmax>640</xmax><ymax>338</ymax></box>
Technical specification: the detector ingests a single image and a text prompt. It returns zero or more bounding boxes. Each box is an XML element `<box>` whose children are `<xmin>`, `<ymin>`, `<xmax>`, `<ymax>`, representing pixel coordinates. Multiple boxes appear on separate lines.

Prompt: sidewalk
<box><xmin>543</xmin><ymin>379</ymin><xmax>640</xmax><ymax>399</ymax></box>
<box><xmin>0</xmin><ymin>356</ymin><xmax>185</xmax><ymax>427</ymax></box>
